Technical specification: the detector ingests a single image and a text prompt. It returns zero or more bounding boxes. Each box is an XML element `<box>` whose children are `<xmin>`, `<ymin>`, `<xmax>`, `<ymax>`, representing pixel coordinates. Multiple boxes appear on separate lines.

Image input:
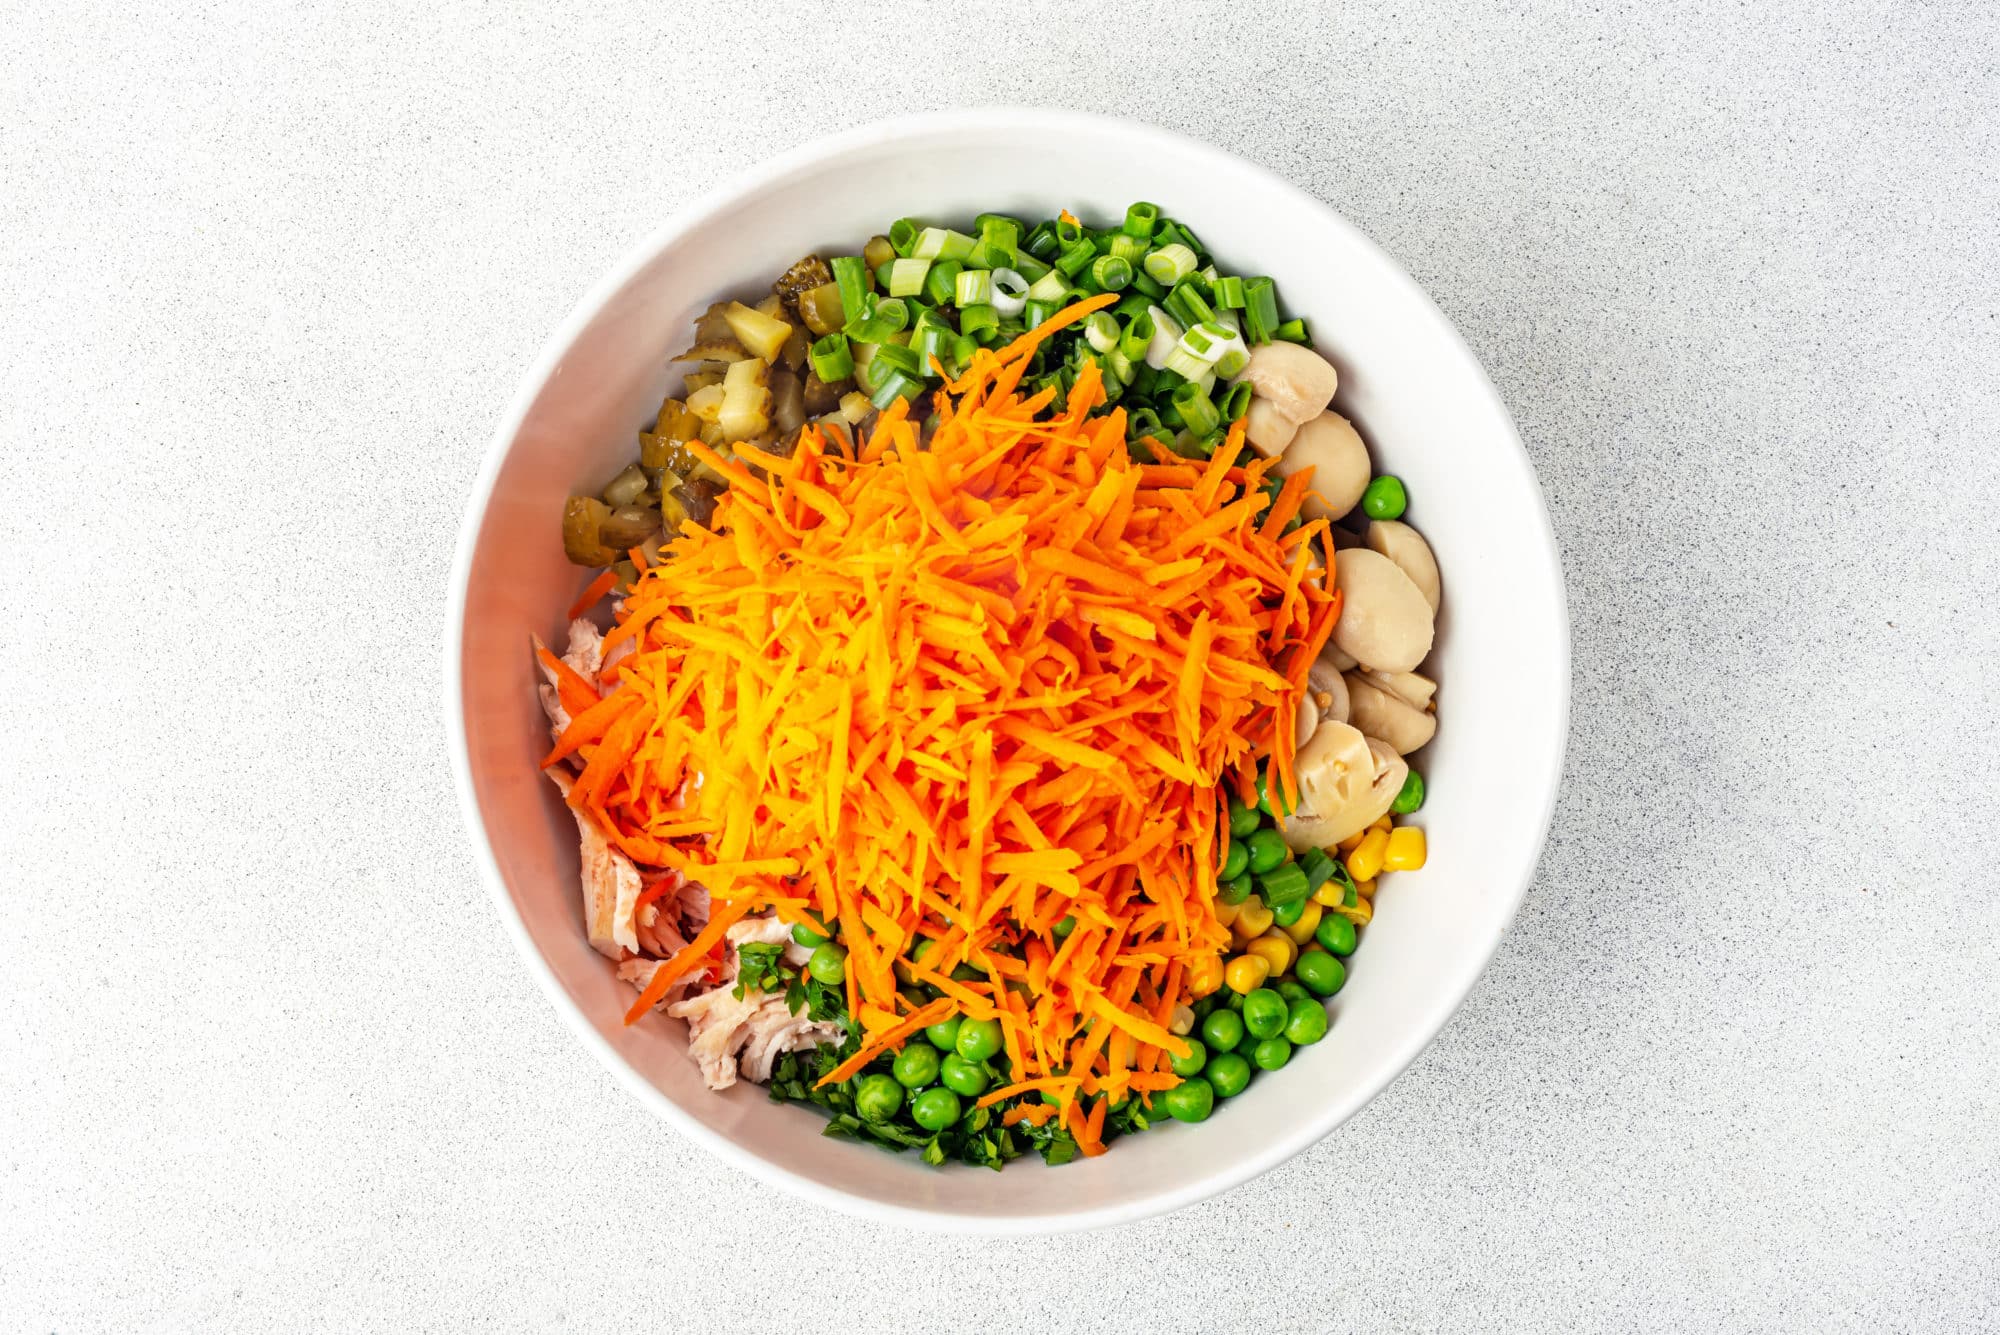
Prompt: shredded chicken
<box><xmin>618</xmin><ymin>956</ymin><xmax>706</xmax><ymax>1012</ymax></box>
<box><xmin>532</xmin><ymin>618</ymin><xmax>606</xmax><ymax>738</ymax></box>
<box><xmin>666</xmin><ymin>984</ymin><xmax>843</xmax><ymax>1089</ymax></box>
<box><xmin>544</xmin><ymin>768</ymin><xmax>640</xmax><ymax>959</ymax></box>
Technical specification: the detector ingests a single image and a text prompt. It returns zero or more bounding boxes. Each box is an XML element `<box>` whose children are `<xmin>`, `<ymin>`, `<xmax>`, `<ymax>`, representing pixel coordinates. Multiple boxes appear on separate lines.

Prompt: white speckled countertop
<box><xmin>4</xmin><ymin>1</ymin><xmax>1997</xmax><ymax>1329</ymax></box>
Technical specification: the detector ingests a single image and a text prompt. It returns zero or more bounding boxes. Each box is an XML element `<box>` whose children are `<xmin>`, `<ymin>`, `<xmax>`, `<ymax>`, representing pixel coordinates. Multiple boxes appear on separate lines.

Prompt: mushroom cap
<box><xmin>1284</xmin><ymin>412</ymin><xmax>1371</xmax><ymax>521</ymax></box>
<box><xmin>1279</xmin><ymin>723</ymin><xmax>1408</xmax><ymax>851</ymax></box>
<box><xmin>1331</xmin><ymin>548</ymin><xmax>1436</xmax><ymax>673</ymax></box>
<box><xmin>1345</xmin><ymin>671</ymin><xmax>1437</xmax><ymax>755</ymax></box>
<box><xmin>1231</xmin><ymin>342</ymin><xmax>1338</xmax><ymax>425</ymax></box>
<box><xmin>1366</xmin><ymin>520</ymin><xmax>1441</xmax><ymax>611</ymax></box>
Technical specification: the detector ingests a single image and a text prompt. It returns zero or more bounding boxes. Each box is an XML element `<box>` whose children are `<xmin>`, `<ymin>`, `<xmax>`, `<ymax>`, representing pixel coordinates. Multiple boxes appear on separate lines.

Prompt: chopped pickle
<box><xmin>686</xmin><ymin>383</ymin><xmax>725</xmax><ymax>421</ymax></box>
<box><xmin>693</xmin><ymin>301</ymin><xmax>736</xmax><ymax>344</ymax></box>
<box><xmin>772</xmin><ymin>254</ymin><xmax>833</xmax><ymax>314</ymax></box>
<box><xmin>678</xmin><ymin>478</ymin><xmax>720</xmax><ymax>529</ymax></box>
<box><xmin>779</xmin><ymin>324</ymin><xmax>810</xmax><ymax>371</ymax></box>
<box><xmin>609</xmin><ymin>558</ymin><xmax>639</xmax><ymax>596</ymax></box>
<box><xmin>601</xmin><ymin>463</ymin><xmax>649</xmax><ymax>506</ymax></box>
<box><xmin>683</xmin><ymin>371</ymin><xmax>724</xmax><ymax>394</ymax></box>
<box><xmin>838</xmin><ymin>391</ymin><xmax>874</xmax><ymax>425</ymax></box>
<box><xmin>768</xmin><ymin>367</ymin><xmax>806</xmax><ymax>435</ymax></box>
<box><xmin>562</xmin><ymin>495</ymin><xmax>620</xmax><ymax>567</ymax></box>
<box><xmin>798</xmin><ymin>282</ymin><xmax>846</xmax><ymax>336</ymax></box>
<box><xmin>672</xmin><ymin>339</ymin><xmax>750</xmax><ymax>363</ymax></box>
<box><xmin>862</xmin><ymin>235</ymin><xmax>895</xmax><ymax>272</ymax></box>
<box><xmin>753</xmin><ymin>293</ymin><xmax>785</xmax><ymax>320</ymax></box>
<box><xmin>719</xmin><ymin>358</ymin><xmax>771</xmax><ymax>440</ymax></box>
<box><xmin>599</xmin><ymin>504</ymin><xmax>662</xmax><ymax>550</ymax></box>
<box><xmin>721</xmin><ymin>301</ymin><xmax>792</xmax><ymax>362</ymax></box>
<box><xmin>801</xmin><ymin>368</ymin><xmax>849</xmax><ymax>416</ymax></box>
<box><xmin>653</xmin><ymin>397</ymin><xmax>701</xmax><ymax>440</ymax></box>
<box><xmin>639</xmin><ymin>432</ymin><xmax>696</xmax><ymax>477</ymax></box>
<box><xmin>659</xmin><ymin>489</ymin><xmax>689</xmax><ymax>533</ymax></box>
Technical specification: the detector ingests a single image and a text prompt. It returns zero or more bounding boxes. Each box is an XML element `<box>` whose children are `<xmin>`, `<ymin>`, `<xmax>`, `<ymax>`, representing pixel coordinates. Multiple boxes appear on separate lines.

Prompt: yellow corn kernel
<box><xmin>1354</xmin><ymin>877</ymin><xmax>1377</xmax><ymax>899</ymax></box>
<box><xmin>1224</xmin><ymin>954</ymin><xmax>1271</xmax><ymax>994</ymax></box>
<box><xmin>1281</xmin><ymin>899</ymin><xmax>1323</xmax><ymax>946</ymax></box>
<box><xmin>1372</xmin><ymin>814</ymin><xmax>1393</xmax><ymax>834</ymax></box>
<box><xmin>1337</xmin><ymin>829</ymin><xmax>1368</xmax><ymax>852</ymax></box>
<box><xmin>1346</xmin><ymin>828</ymin><xmax>1390</xmax><ymax>882</ymax></box>
<box><xmin>1231</xmin><ymin>896</ymin><xmax>1275</xmax><ymax>941</ymax></box>
<box><xmin>1212</xmin><ymin>897</ymin><xmax>1242</xmax><ymax>929</ymax></box>
<box><xmin>1186</xmin><ymin>952</ymin><xmax>1225</xmax><ymax>997</ymax></box>
<box><xmin>1384</xmin><ymin>826</ymin><xmax>1427</xmax><ymax>872</ymax></box>
<box><xmin>1332</xmin><ymin>894</ymin><xmax>1374</xmax><ymax>925</ymax></box>
<box><xmin>1247</xmin><ymin>931</ymin><xmax>1296</xmax><ymax>976</ymax></box>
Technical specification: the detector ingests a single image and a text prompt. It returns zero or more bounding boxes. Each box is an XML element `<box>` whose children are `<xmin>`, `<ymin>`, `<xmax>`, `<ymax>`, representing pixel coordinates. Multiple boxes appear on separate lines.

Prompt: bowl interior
<box><xmin>449</xmin><ymin>112</ymin><xmax>1567</xmax><ymax>1232</ymax></box>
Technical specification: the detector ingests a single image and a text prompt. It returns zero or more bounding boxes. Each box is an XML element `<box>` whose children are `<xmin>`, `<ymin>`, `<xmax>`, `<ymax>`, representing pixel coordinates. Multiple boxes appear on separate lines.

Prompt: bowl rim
<box><xmin>443</xmin><ymin>107</ymin><xmax>1571</xmax><ymax>1234</ymax></box>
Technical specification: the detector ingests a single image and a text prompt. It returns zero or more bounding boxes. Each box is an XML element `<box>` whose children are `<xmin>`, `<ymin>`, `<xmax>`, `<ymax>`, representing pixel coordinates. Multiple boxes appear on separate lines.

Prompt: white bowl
<box><xmin>445</xmin><ymin>110</ymin><xmax>1568</xmax><ymax>1234</ymax></box>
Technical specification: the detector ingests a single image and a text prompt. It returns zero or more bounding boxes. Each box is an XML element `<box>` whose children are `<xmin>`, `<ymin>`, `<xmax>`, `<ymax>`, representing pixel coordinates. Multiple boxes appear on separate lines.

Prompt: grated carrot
<box><xmin>550</xmin><ymin>294</ymin><xmax>1334</xmax><ymax>1101</ymax></box>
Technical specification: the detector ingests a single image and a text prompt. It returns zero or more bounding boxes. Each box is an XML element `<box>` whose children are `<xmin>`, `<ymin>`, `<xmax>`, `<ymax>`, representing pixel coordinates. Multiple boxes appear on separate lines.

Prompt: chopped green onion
<box><xmin>1108</xmin><ymin>233</ymin><xmax>1149</xmax><ymax>267</ymax></box>
<box><xmin>1275</xmin><ymin>318</ymin><xmax>1310</xmax><ymax>345</ymax></box>
<box><xmin>924</xmin><ymin>259</ymin><xmax>962</xmax><ymax>307</ymax></box>
<box><xmin>1122</xmin><ymin>202</ymin><xmax>1160</xmax><ymax>238</ymax></box>
<box><xmin>913</xmin><ymin>227</ymin><xmax>975</xmax><ymax>262</ymax></box>
<box><xmin>1025</xmin><ymin>269</ymin><xmax>1069</xmax><ymax>303</ymax></box>
<box><xmin>1211</xmin><ymin>329</ymin><xmax>1251</xmax><ymax>379</ymax></box>
<box><xmin>1083</xmin><ymin>312</ymin><xmax>1120</xmax><ymax>354</ymax></box>
<box><xmin>888</xmin><ymin>257</ymin><xmax>930</xmax><ymax>298</ymax></box>
<box><xmin>1164</xmin><ymin>279</ymin><xmax>1216</xmax><ymax>331</ymax></box>
<box><xmin>1121</xmin><ymin>310</ymin><xmax>1155</xmax><ymax>361</ymax></box>
<box><xmin>1089</xmin><ymin>255</ymin><xmax>1133</xmax><ymax>292</ymax></box>
<box><xmin>1244</xmin><ymin>277</ymin><xmax>1279</xmax><ymax>343</ymax></box>
<box><xmin>974</xmin><ymin>216</ymin><xmax>1020</xmax><ymax>269</ymax></box>
<box><xmin>913</xmin><ymin>324</ymin><xmax>952</xmax><ymax>375</ymax></box>
<box><xmin>1179</xmin><ymin>321</ymin><xmax>1232</xmax><ymax>362</ymax></box>
<box><xmin>1298</xmin><ymin>846</ymin><xmax>1338</xmax><ymax>892</ymax></box>
<box><xmin>1102</xmin><ymin>346</ymin><xmax>1135</xmax><ymax>385</ymax></box>
<box><xmin>1162</xmin><ymin>343</ymin><xmax>1211</xmax><ymax>382</ymax></box>
<box><xmin>1056</xmin><ymin>214</ymin><xmax>1084</xmax><ymax>246</ymax></box>
<box><xmin>1055</xmin><ymin>238</ymin><xmax>1096</xmax><ymax>278</ymax></box>
<box><xmin>955</xmin><ymin>269</ymin><xmax>994</xmax><ymax>306</ymax></box>
<box><xmin>1127</xmin><ymin>405</ymin><xmax>1164</xmax><ymax>442</ymax></box>
<box><xmin>1172</xmin><ymin>381</ymin><xmax>1221</xmax><ymax>437</ymax></box>
<box><xmin>1144</xmin><ymin>243</ymin><xmax>1198</xmax><ymax>285</ymax></box>
<box><xmin>1112</xmin><ymin>293</ymin><xmax>1153</xmax><ymax>322</ymax></box>
<box><xmin>870</xmin><ymin>368</ymin><xmax>923</xmax><ymax>409</ymax></box>
<box><xmin>873</xmin><ymin>259</ymin><xmax>896</xmax><ymax>292</ymax></box>
<box><xmin>959</xmin><ymin>303</ymin><xmax>1000</xmax><ymax>342</ymax></box>
<box><xmin>1023</xmin><ymin>298</ymin><xmax>1055</xmax><ymax>330</ymax></box>
<box><xmin>809</xmin><ymin>333</ymin><xmax>854</xmax><ymax>384</ymax></box>
<box><xmin>1171</xmin><ymin>429</ymin><xmax>1216</xmax><ymax>460</ymax></box>
<box><xmin>850</xmin><ymin>340</ymin><xmax>880</xmax><ymax>391</ymax></box>
<box><xmin>830</xmin><ymin>256</ymin><xmax>872</xmax><ymax>325</ymax></box>
<box><xmin>1220</xmin><ymin>380</ymin><xmax>1253</xmax><ymax>421</ymax></box>
<box><xmin>872</xmin><ymin>343</ymin><xmax>922</xmax><ymax>379</ymax></box>
<box><xmin>1129</xmin><ymin>271</ymin><xmax>1167</xmax><ymax>302</ymax></box>
<box><xmin>951</xmin><ymin>332</ymin><xmax>977</xmax><ymax>367</ymax></box>
<box><xmin>1023</xmin><ymin>220</ymin><xmax>1060</xmax><ymax>261</ymax></box>
<box><xmin>873</xmin><ymin>297</ymin><xmax>910</xmax><ymax>332</ymax></box>
<box><xmin>1127</xmin><ymin>362</ymin><xmax>1161</xmax><ymax>399</ymax></box>
<box><xmin>1143</xmin><ymin>305</ymin><xmax>1184</xmax><ymax>370</ymax></box>
<box><xmin>889</xmin><ymin>218</ymin><xmax>921</xmax><ymax>257</ymax></box>
<box><xmin>989</xmin><ymin>268</ymin><xmax>1029</xmax><ymax>318</ymax></box>
<box><xmin>1010</xmin><ymin>251</ymin><xmax>1053</xmax><ymax>284</ymax></box>
<box><xmin>1214</xmin><ymin>275</ymin><xmax>1247</xmax><ymax>309</ymax></box>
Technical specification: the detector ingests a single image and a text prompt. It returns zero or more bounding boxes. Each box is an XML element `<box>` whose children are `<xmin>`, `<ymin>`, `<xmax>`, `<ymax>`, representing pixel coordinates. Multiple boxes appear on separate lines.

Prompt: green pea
<box><xmin>1169</xmin><ymin>1037</ymin><xmax>1208</xmax><ymax>1078</ymax></box>
<box><xmin>1361</xmin><ymin>474</ymin><xmax>1407</xmax><ymax>520</ymax></box>
<box><xmin>1226</xmin><ymin>797</ymin><xmax>1261</xmax><ymax>839</ymax></box>
<box><xmin>1220</xmin><ymin>840</ymin><xmax>1249</xmax><ymax>882</ymax></box>
<box><xmin>1243</xmin><ymin>988</ymin><xmax>1288</xmax><ymax>1040</ymax></box>
<box><xmin>939</xmin><ymin>1052</ymin><xmax>990</xmax><ymax>1097</ymax></box>
<box><xmin>1200</xmin><ymin>1008</ymin><xmax>1245</xmax><ymax>1053</ymax></box>
<box><xmin>1252</xmin><ymin>1036</ymin><xmax>1293</xmax><ymax>1071</ymax></box>
<box><xmin>1225</xmin><ymin>988</ymin><xmax>1247</xmax><ymax>1011</ymax></box>
<box><xmin>1053</xmin><ymin>914</ymin><xmax>1077</xmax><ymax>938</ymax></box>
<box><xmin>925</xmin><ymin>1014</ymin><xmax>963</xmax><ymax>1052</ymax></box>
<box><xmin>1296</xmin><ymin>950</ymin><xmax>1347</xmax><ymax>997</ymax></box>
<box><xmin>807</xmin><ymin>942</ymin><xmax>848</xmax><ymax>985</ymax></box>
<box><xmin>949</xmin><ymin>962</ymin><xmax>984</xmax><ymax>982</ymax></box>
<box><xmin>1271</xmin><ymin>897</ymin><xmax>1305</xmax><ymax>928</ymax></box>
<box><xmin>790</xmin><ymin>920</ymin><xmax>828</xmax><ymax>948</ymax></box>
<box><xmin>854</xmin><ymin>1073</ymin><xmax>904</xmax><ymax>1121</ymax></box>
<box><xmin>1255</xmin><ymin>769</ymin><xmax>1289</xmax><ymax>818</ymax></box>
<box><xmin>1218</xmin><ymin>872</ymin><xmax>1254</xmax><ymax>905</ymax></box>
<box><xmin>892</xmin><ymin>1042</ymin><xmax>941</xmax><ymax>1089</ymax></box>
<box><xmin>911</xmin><ymin>1086</ymin><xmax>963</xmax><ymax>1131</ymax></box>
<box><xmin>1286</xmin><ymin>998</ymin><xmax>1330</xmax><ymax>1046</ymax></box>
<box><xmin>1391</xmin><ymin>768</ymin><xmax>1425</xmax><ymax>815</ymax></box>
<box><xmin>1315</xmin><ymin>914</ymin><xmax>1358</xmax><ymax>957</ymax></box>
<box><xmin>1161</xmin><ymin>1076</ymin><xmax>1215</xmax><ymax>1123</ymax></box>
<box><xmin>955</xmin><ymin>1017</ymin><xmax>1004</xmax><ymax>1063</ymax></box>
<box><xmin>1245</xmin><ymin>829</ymin><xmax>1289</xmax><ymax>875</ymax></box>
<box><xmin>1206</xmin><ymin>1051</ymin><xmax>1252</xmax><ymax>1097</ymax></box>
<box><xmin>1191</xmin><ymin>994</ymin><xmax>1219</xmax><ymax>1022</ymax></box>
<box><xmin>1275</xmin><ymin>978</ymin><xmax>1313</xmax><ymax>1005</ymax></box>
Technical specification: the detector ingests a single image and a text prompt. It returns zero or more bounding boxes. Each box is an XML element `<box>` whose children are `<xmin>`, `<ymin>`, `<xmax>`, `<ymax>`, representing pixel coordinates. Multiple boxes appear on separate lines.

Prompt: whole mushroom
<box><xmin>1331</xmin><ymin>548</ymin><xmax>1435</xmax><ymax>673</ymax></box>
<box><xmin>1365</xmin><ymin>520</ymin><xmax>1441</xmax><ymax>611</ymax></box>
<box><xmin>1345</xmin><ymin>671</ymin><xmax>1437</xmax><ymax>755</ymax></box>
<box><xmin>1231</xmin><ymin>342</ymin><xmax>1338</xmax><ymax>427</ymax></box>
<box><xmin>1278</xmin><ymin>722</ymin><xmax>1409</xmax><ymax>852</ymax></box>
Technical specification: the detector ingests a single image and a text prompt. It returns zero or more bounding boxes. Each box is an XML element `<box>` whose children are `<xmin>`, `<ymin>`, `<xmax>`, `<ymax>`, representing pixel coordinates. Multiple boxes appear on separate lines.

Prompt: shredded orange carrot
<box><xmin>567</xmin><ymin>568</ymin><xmax>618</xmax><ymax>620</ymax></box>
<box><xmin>554</xmin><ymin>294</ymin><xmax>1334</xmax><ymax>1101</ymax></box>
